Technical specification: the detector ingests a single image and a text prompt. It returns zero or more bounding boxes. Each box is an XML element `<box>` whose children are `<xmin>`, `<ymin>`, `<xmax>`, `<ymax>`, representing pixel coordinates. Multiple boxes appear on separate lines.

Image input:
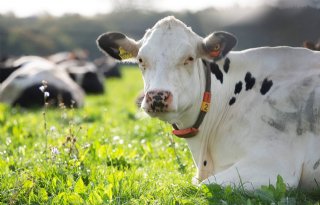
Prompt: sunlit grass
<box><xmin>0</xmin><ymin>67</ymin><xmax>319</xmax><ymax>204</ymax></box>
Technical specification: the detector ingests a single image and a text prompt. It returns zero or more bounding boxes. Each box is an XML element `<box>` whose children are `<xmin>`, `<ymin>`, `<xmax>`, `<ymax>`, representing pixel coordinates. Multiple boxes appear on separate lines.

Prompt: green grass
<box><xmin>0</xmin><ymin>67</ymin><xmax>319</xmax><ymax>204</ymax></box>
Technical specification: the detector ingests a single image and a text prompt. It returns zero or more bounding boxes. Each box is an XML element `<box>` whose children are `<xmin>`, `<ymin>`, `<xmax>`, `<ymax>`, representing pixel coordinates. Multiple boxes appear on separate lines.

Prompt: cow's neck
<box><xmin>171</xmin><ymin>60</ymin><xmax>211</xmax><ymax>138</ymax></box>
<box><xmin>180</xmin><ymin>58</ymin><xmax>235</xmax><ymax>182</ymax></box>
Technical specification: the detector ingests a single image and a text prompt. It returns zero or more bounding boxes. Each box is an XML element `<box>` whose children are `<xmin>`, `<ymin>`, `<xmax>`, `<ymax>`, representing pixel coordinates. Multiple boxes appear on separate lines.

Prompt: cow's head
<box><xmin>97</xmin><ymin>16</ymin><xmax>236</xmax><ymax>124</ymax></box>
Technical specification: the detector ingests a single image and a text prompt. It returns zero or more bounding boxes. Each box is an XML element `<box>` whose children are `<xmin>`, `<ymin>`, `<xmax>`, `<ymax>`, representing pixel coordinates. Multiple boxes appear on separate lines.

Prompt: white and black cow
<box><xmin>94</xmin><ymin>56</ymin><xmax>122</xmax><ymax>78</ymax></box>
<box><xmin>97</xmin><ymin>16</ymin><xmax>320</xmax><ymax>190</ymax></box>
<box><xmin>49</xmin><ymin>52</ymin><xmax>105</xmax><ymax>94</ymax></box>
<box><xmin>0</xmin><ymin>56</ymin><xmax>85</xmax><ymax>108</ymax></box>
<box><xmin>57</xmin><ymin>60</ymin><xmax>105</xmax><ymax>94</ymax></box>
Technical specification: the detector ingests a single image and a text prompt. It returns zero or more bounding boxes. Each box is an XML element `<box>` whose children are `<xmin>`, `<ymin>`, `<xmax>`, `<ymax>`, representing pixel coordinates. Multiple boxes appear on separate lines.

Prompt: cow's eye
<box><xmin>184</xmin><ymin>56</ymin><xmax>194</xmax><ymax>65</ymax></box>
<box><xmin>137</xmin><ymin>57</ymin><xmax>147</xmax><ymax>71</ymax></box>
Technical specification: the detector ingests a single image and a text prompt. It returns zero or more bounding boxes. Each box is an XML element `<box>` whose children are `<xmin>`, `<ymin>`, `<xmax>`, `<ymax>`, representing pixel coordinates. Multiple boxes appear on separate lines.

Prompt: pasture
<box><xmin>0</xmin><ymin>67</ymin><xmax>319</xmax><ymax>204</ymax></box>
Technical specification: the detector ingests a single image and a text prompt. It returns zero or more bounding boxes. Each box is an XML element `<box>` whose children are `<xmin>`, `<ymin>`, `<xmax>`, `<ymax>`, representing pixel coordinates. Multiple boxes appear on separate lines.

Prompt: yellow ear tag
<box><xmin>209</xmin><ymin>44</ymin><xmax>221</xmax><ymax>58</ymax></box>
<box><xmin>119</xmin><ymin>47</ymin><xmax>133</xmax><ymax>59</ymax></box>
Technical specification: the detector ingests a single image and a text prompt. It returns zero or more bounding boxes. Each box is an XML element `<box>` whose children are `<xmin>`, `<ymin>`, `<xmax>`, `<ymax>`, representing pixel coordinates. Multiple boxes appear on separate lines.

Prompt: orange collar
<box><xmin>172</xmin><ymin>61</ymin><xmax>211</xmax><ymax>138</ymax></box>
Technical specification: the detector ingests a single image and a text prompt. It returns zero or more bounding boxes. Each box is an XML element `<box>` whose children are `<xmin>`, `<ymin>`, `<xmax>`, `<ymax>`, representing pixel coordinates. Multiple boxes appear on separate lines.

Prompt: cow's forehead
<box><xmin>139</xmin><ymin>17</ymin><xmax>200</xmax><ymax>58</ymax></box>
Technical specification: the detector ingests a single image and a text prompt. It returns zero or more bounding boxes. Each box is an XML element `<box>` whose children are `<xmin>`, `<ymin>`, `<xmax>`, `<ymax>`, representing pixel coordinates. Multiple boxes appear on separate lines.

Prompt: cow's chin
<box><xmin>145</xmin><ymin>111</ymin><xmax>178</xmax><ymax>124</ymax></box>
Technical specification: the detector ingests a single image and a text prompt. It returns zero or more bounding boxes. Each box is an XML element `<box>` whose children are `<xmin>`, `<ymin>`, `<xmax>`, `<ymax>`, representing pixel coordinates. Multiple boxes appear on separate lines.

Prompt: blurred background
<box><xmin>1</xmin><ymin>0</ymin><xmax>320</xmax><ymax>60</ymax></box>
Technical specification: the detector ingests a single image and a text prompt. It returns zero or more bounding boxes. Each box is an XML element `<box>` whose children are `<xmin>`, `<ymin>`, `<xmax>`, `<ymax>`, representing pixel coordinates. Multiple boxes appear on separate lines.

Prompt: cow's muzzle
<box><xmin>143</xmin><ymin>90</ymin><xmax>173</xmax><ymax>113</ymax></box>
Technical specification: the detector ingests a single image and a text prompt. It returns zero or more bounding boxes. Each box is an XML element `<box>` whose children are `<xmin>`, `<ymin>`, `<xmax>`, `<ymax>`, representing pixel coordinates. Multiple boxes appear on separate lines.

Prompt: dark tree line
<box><xmin>0</xmin><ymin>6</ymin><xmax>319</xmax><ymax>60</ymax></box>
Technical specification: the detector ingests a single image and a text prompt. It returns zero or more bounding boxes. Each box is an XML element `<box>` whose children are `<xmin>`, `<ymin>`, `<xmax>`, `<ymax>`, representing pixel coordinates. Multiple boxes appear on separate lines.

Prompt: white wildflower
<box><xmin>113</xmin><ymin>136</ymin><xmax>120</xmax><ymax>141</ymax></box>
<box><xmin>39</xmin><ymin>85</ymin><xmax>45</xmax><ymax>92</ymax></box>
<box><xmin>44</xmin><ymin>92</ymin><xmax>50</xmax><ymax>97</ymax></box>
<box><xmin>6</xmin><ymin>137</ymin><xmax>11</xmax><ymax>145</ymax></box>
<box><xmin>83</xmin><ymin>143</ymin><xmax>90</xmax><ymax>149</ymax></box>
<box><xmin>50</xmin><ymin>126</ymin><xmax>56</xmax><ymax>132</ymax></box>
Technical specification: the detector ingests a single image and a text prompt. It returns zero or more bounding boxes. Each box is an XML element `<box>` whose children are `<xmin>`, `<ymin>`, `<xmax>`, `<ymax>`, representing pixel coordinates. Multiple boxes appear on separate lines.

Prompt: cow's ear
<box><xmin>200</xmin><ymin>31</ymin><xmax>237</xmax><ymax>61</ymax></box>
<box><xmin>96</xmin><ymin>32</ymin><xmax>139</xmax><ymax>61</ymax></box>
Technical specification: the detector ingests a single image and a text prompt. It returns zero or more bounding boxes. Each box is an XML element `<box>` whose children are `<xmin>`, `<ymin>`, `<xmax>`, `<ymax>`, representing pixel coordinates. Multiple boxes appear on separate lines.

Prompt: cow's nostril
<box><xmin>145</xmin><ymin>90</ymin><xmax>172</xmax><ymax>112</ymax></box>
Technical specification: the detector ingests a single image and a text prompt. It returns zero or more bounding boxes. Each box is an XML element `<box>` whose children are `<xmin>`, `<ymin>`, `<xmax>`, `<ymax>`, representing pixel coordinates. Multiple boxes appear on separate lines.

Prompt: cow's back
<box><xmin>206</xmin><ymin>47</ymin><xmax>320</xmax><ymax>189</ymax></box>
<box><xmin>222</xmin><ymin>47</ymin><xmax>320</xmax><ymax>138</ymax></box>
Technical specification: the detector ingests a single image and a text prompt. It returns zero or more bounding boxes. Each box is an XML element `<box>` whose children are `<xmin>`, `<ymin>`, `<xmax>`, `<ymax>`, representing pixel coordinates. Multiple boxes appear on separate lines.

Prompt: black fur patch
<box><xmin>68</xmin><ymin>73</ymin><xmax>77</xmax><ymax>81</ymax></box>
<box><xmin>203</xmin><ymin>160</ymin><xmax>207</xmax><ymax>166</ymax></box>
<box><xmin>210</xmin><ymin>62</ymin><xmax>223</xmax><ymax>84</ymax></box>
<box><xmin>82</xmin><ymin>72</ymin><xmax>104</xmax><ymax>94</ymax></box>
<box><xmin>229</xmin><ymin>97</ymin><xmax>236</xmax><ymax>105</ymax></box>
<box><xmin>244</xmin><ymin>72</ymin><xmax>255</xmax><ymax>90</ymax></box>
<box><xmin>0</xmin><ymin>66</ymin><xmax>21</xmax><ymax>83</ymax></box>
<box><xmin>234</xmin><ymin>81</ymin><xmax>242</xmax><ymax>95</ymax></box>
<box><xmin>13</xmin><ymin>83</ymin><xmax>76</xmax><ymax>108</ymax></box>
<box><xmin>223</xmin><ymin>58</ymin><xmax>230</xmax><ymax>73</ymax></box>
<box><xmin>260</xmin><ymin>78</ymin><xmax>273</xmax><ymax>95</ymax></box>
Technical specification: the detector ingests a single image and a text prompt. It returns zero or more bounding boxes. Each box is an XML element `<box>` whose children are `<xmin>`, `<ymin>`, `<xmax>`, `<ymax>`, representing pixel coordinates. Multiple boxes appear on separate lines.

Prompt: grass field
<box><xmin>0</xmin><ymin>67</ymin><xmax>319</xmax><ymax>204</ymax></box>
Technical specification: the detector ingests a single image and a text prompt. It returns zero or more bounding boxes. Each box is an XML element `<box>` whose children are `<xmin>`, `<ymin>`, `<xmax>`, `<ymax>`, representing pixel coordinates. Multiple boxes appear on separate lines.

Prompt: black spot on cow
<box><xmin>151</xmin><ymin>101</ymin><xmax>165</xmax><ymax>112</ymax></box>
<box><xmin>82</xmin><ymin>72</ymin><xmax>104</xmax><ymax>94</ymax></box>
<box><xmin>313</xmin><ymin>159</ymin><xmax>320</xmax><ymax>170</ymax></box>
<box><xmin>229</xmin><ymin>97</ymin><xmax>236</xmax><ymax>106</ymax></box>
<box><xmin>234</xmin><ymin>81</ymin><xmax>242</xmax><ymax>95</ymax></box>
<box><xmin>13</xmin><ymin>83</ymin><xmax>76</xmax><ymax>108</ymax></box>
<box><xmin>260</xmin><ymin>78</ymin><xmax>273</xmax><ymax>95</ymax></box>
<box><xmin>223</xmin><ymin>58</ymin><xmax>230</xmax><ymax>73</ymax></box>
<box><xmin>210</xmin><ymin>62</ymin><xmax>223</xmax><ymax>84</ymax></box>
<box><xmin>203</xmin><ymin>160</ymin><xmax>207</xmax><ymax>166</ymax></box>
<box><xmin>244</xmin><ymin>72</ymin><xmax>255</xmax><ymax>90</ymax></box>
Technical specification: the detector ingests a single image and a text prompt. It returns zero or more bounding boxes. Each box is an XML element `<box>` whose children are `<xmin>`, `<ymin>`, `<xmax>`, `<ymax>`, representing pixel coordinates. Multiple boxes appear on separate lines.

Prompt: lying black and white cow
<box><xmin>94</xmin><ymin>56</ymin><xmax>122</xmax><ymax>78</ymax></box>
<box><xmin>97</xmin><ymin>16</ymin><xmax>320</xmax><ymax>190</ymax></box>
<box><xmin>57</xmin><ymin>60</ymin><xmax>105</xmax><ymax>94</ymax></box>
<box><xmin>0</xmin><ymin>56</ymin><xmax>85</xmax><ymax>108</ymax></box>
<box><xmin>49</xmin><ymin>52</ymin><xmax>105</xmax><ymax>94</ymax></box>
<box><xmin>0</xmin><ymin>56</ymin><xmax>56</xmax><ymax>83</ymax></box>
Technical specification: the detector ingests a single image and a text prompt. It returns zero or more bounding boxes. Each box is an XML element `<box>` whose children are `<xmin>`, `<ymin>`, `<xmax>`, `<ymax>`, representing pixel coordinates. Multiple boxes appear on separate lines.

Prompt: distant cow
<box><xmin>57</xmin><ymin>59</ymin><xmax>105</xmax><ymax>94</ymax></box>
<box><xmin>97</xmin><ymin>16</ymin><xmax>320</xmax><ymax>190</ymax></box>
<box><xmin>0</xmin><ymin>56</ymin><xmax>85</xmax><ymax>108</ymax></box>
<box><xmin>94</xmin><ymin>56</ymin><xmax>121</xmax><ymax>78</ymax></box>
<box><xmin>0</xmin><ymin>56</ymin><xmax>55</xmax><ymax>83</ymax></box>
<box><xmin>49</xmin><ymin>52</ymin><xmax>105</xmax><ymax>94</ymax></box>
